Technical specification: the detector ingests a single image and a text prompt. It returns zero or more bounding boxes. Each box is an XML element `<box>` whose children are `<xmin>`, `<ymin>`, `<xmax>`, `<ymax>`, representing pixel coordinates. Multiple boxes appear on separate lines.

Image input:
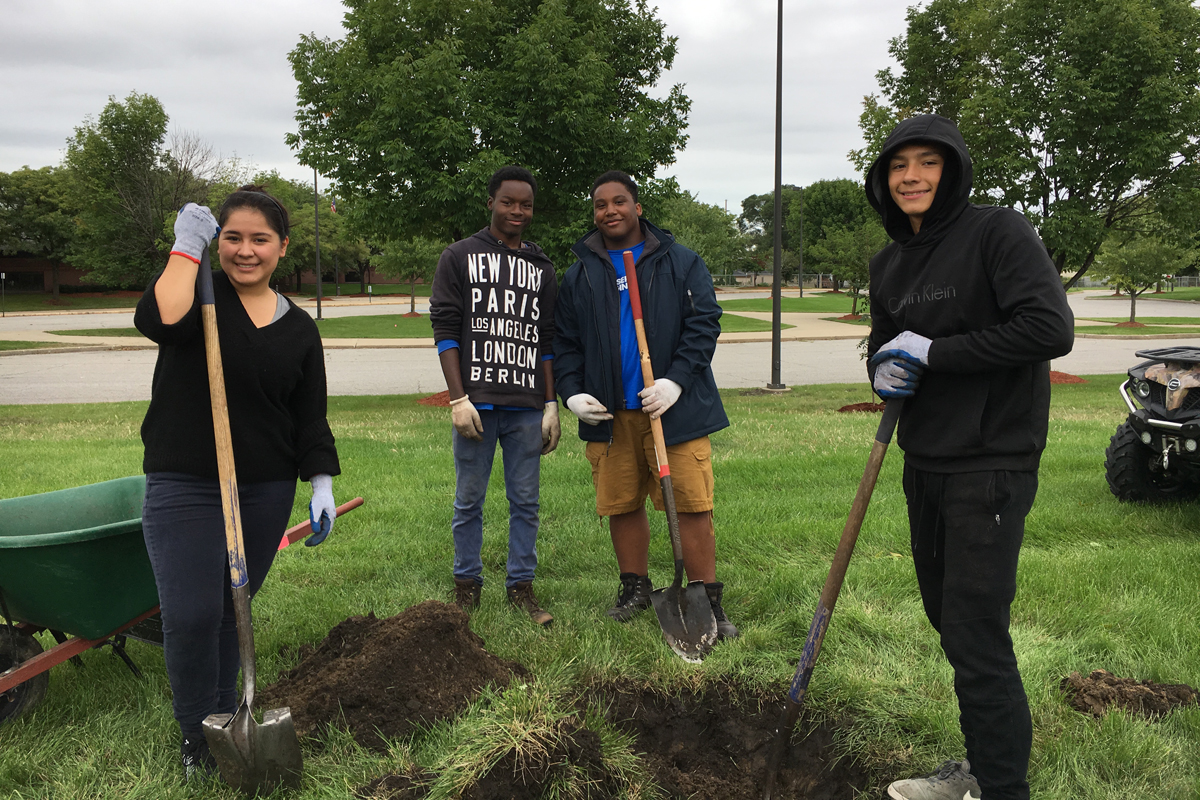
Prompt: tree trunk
<box><xmin>360</xmin><ymin>264</ymin><xmax>367</xmax><ymax>294</ymax></box>
<box><xmin>410</xmin><ymin>275</ymin><xmax>416</xmax><ymax>314</ymax></box>
<box><xmin>334</xmin><ymin>255</ymin><xmax>340</xmax><ymax>296</ymax></box>
<box><xmin>1130</xmin><ymin>290</ymin><xmax>1137</xmax><ymax>323</ymax></box>
<box><xmin>51</xmin><ymin>262</ymin><xmax>60</xmax><ymax>301</ymax></box>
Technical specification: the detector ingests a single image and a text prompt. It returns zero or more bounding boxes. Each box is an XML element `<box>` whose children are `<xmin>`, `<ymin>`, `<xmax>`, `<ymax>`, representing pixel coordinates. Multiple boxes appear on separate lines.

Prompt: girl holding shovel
<box><xmin>134</xmin><ymin>187</ymin><xmax>340</xmax><ymax>779</ymax></box>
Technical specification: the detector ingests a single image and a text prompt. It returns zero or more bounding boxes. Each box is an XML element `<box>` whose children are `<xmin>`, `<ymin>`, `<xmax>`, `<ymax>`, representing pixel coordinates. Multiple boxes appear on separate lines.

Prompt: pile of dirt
<box><xmin>356</xmin><ymin>725</ymin><xmax>614</xmax><ymax>800</ymax></box>
<box><xmin>417</xmin><ymin>390</ymin><xmax>452</xmax><ymax>407</ymax></box>
<box><xmin>595</xmin><ymin>684</ymin><xmax>873</xmax><ymax>799</ymax></box>
<box><xmin>1049</xmin><ymin>371</ymin><xmax>1086</xmax><ymax>384</ymax></box>
<box><xmin>837</xmin><ymin>402</ymin><xmax>884</xmax><ymax>413</ymax></box>
<box><xmin>1060</xmin><ymin>670</ymin><xmax>1197</xmax><ymax>719</ymax></box>
<box><xmin>261</xmin><ymin>601</ymin><xmax>527</xmax><ymax>750</ymax></box>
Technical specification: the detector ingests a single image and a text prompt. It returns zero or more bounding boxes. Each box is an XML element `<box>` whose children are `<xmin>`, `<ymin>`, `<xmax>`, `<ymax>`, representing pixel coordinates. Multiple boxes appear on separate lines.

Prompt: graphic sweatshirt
<box><xmin>865</xmin><ymin>114</ymin><xmax>1075</xmax><ymax>472</ymax></box>
<box><xmin>429</xmin><ymin>228</ymin><xmax>558</xmax><ymax>408</ymax></box>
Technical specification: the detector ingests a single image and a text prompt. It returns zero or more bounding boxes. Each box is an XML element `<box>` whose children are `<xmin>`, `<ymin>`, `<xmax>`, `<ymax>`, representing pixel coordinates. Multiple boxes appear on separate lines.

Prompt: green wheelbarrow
<box><xmin>0</xmin><ymin>476</ymin><xmax>363</xmax><ymax>724</ymax></box>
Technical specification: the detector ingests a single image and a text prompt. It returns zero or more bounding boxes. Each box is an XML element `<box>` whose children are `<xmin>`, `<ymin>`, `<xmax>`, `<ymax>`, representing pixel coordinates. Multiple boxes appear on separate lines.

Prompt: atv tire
<box><xmin>0</xmin><ymin>626</ymin><xmax>48</xmax><ymax>724</ymax></box>
<box><xmin>1104</xmin><ymin>422</ymin><xmax>1199</xmax><ymax>503</ymax></box>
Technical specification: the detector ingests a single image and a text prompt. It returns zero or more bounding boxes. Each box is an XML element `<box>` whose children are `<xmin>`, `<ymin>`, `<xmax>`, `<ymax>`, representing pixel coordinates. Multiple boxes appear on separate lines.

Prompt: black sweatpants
<box><xmin>142</xmin><ymin>472</ymin><xmax>295</xmax><ymax>737</ymax></box>
<box><xmin>903</xmin><ymin>466</ymin><xmax>1037</xmax><ymax>800</ymax></box>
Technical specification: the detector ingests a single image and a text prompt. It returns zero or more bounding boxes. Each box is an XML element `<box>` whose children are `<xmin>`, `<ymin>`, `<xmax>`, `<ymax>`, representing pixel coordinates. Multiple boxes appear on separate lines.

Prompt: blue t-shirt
<box><xmin>608</xmin><ymin>241</ymin><xmax>646</xmax><ymax>410</ymax></box>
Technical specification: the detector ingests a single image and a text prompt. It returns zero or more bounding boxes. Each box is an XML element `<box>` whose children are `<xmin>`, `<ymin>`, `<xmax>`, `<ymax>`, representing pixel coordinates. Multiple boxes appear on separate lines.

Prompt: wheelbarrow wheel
<box><xmin>0</xmin><ymin>626</ymin><xmax>48</xmax><ymax>724</ymax></box>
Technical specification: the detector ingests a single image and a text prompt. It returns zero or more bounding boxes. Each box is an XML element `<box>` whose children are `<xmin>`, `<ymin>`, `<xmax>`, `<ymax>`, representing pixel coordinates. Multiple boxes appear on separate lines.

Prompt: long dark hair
<box><xmin>218</xmin><ymin>184</ymin><xmax>290</xmax><ymax>240</ymax></box>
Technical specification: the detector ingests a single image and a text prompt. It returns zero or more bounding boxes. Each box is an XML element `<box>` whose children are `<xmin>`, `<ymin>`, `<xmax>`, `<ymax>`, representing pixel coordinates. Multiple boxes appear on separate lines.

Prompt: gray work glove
<box><xmin>870</xmin><ymin>357</ymin><xmax>923</xmax><ymax>399</ymax></box>
<box><xmin>171</xmin><ymin>203</ymin><xmax>220</xmax><ymax>264</ymax></box>
<box><xmin>307</xmin><ymin>473</ymin><xmax>336</xmax><ymax>546</ymax></box>
<box><xmin>872</xmin><ymin>331</ymin><xmax>933</xmax><ymax>368</ymax></box>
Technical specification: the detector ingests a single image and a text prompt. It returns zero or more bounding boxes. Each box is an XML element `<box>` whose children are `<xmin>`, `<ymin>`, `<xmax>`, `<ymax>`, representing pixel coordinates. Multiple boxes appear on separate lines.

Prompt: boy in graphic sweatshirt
<box><xmin>865</xmin><ymin>115</ymin><xmax>1073</xmax><ymax>800</ymax></box>
<box><xmin>429</xmin><ymin>166</ymin><xmax>559</xmax><ymax>626</ymax></box>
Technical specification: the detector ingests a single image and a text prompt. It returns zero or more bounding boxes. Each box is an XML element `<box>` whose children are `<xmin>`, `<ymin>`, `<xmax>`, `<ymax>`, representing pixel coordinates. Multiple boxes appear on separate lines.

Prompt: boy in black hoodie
<box><xmin>429</xmin><ymin>166</ymin><xmax>560</xmax><ymax>626</ymax></box>
<box><xmin>864</xmin><ymin>115</ymin><xmax>1073</xmax><ymax>800</ymax></box>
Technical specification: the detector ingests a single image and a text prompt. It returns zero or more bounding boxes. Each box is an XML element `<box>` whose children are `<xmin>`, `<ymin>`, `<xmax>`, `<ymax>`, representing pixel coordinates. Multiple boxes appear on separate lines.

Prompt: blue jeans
<box><xmin>142</xmin><ymin>473</ymin><xmax>295</xmax><ymax>737</ymax></box>
<box><xmin>451</xmin><ymin>409</ymin><xmax>542</xmax><ymax>588</ymax></box>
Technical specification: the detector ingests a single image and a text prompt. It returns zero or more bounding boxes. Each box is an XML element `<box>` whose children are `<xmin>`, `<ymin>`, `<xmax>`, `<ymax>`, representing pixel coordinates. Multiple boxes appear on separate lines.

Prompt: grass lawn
<box><xmin>1077</xmin><ymin>326</ymin><xmax>1200</xmax><ymax>337</ymax></box>
<box><xmin>823</xmin><ymin>316</ymin><xmax>872</xmax><ymax>326</ymax></box>
<box><xmin>308</xmin><ymin>312</ymin><xmax>786</xmax><ymax>339</ymax></box>
<box><xmin>0</xmin><ymin>294</ymin><xmax>140</xmax><ymax>313</ymax></box>
<box><xmin>47</xmin><ymin>328</ymin><xmax>147</xmax><ymax>338</ymax></box>
<box><xmin>1079</xmin><ymin>317</ymin><xmax>1200</xmax><ymax>326</ymax></box>
<box><xmin>1</xmin><ymin>381</ymin><xmax>1198</xmax><ymax>798</ymax></box>
<box><xmin>0</xmin><ymin>340</ymin><xmax>71</xmax><ymax>351</ymax></box>
<box><xmin>720</xmin><ymin>293</ymin><xmax>866</xmax><ymax>315</ymax></box>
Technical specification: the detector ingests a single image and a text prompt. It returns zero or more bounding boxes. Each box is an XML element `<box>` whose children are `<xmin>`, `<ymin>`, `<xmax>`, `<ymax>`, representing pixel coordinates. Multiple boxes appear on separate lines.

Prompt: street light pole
<box><xmin>768</xmin><ymin>0</ymin><xmax>786</xmax><ymax>390</ymax></box>
<box><xmin>313</xmin><ymin>167</ymin><xmax>323</xmax><ymax>321</ymax></box>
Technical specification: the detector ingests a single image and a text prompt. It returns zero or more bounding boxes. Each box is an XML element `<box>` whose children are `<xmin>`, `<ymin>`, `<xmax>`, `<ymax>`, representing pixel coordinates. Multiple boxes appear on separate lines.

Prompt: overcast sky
<box><xmin>0</xmin><ymin>0</ymin><xmax>909</xmax><ymax>212</ymax></box>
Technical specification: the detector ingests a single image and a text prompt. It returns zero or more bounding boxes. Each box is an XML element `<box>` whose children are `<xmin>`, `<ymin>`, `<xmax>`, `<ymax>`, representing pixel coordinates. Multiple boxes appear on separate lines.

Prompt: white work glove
<box><xmin>450</xmin><ymin>394</ymin><xmax>484</xmax><ymax>441</ymax></box>
<box><xmin>171</xmin><ymin>203</ymin><xmax>220</xmax><ymax>264</ymax></box>
<box><xmin>307</xmin><ymin>474</ymin><xmax>336</xmax><ymax>546</ymax></box>
<box><xmin>870</xmin><ymin>358</ymin><xmax>923</xmax><ymax>399</ymax></box>
<box><xmin>566</xmin><ymin>393</ymin><xmax>613</xmax><ymax>426</ymax></box>
<box><xmin>541</xmin><ymin>401</ymin><xmax>561</xmax><ymax>454</ymax></box>
<box><xmin>638</xmin><ymin>378</ymin><xmax>682</xmax><ymax>420</ymax></box>
<box><xmin>872</xmin><ymin>331</ymin><xmax>933</xmax><ymax>368</ymax></box>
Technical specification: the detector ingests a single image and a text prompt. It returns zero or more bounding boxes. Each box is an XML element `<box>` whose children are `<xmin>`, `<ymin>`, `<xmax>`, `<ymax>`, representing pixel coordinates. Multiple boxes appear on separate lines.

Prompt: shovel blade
<box><xmin>203</xmin><ymin>702</ymin><xmax>303</xmax><ymax>794</ymax></box>
<box><xmin>651</xmin><ymin>580</ymin><xmax>719</xmax><ymax>663</ymax></box>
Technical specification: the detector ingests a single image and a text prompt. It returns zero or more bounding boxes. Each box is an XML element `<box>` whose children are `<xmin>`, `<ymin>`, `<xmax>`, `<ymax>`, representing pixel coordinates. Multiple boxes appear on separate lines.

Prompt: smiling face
<box><xmin>217</xmin><ymin>207</ymin><xmax>288</xmax><ymax>290</ymax></box>
<box><xmin>487</xmin><ymin>180</ymin><xmax>534</xmax><ymax>245</ymax></box>
<box><xmin>887</xmin><ymin>143</ymin><xmax>945</xmax><ymax>232</ymax></box>
<box><xmin>592</xmin><ymin>181</ymin><xmax>643</xmax><ymax>249</ymax></box>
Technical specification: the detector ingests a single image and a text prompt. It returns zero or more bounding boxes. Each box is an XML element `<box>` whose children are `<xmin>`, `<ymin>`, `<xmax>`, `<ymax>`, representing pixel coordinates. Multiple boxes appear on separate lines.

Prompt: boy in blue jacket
<box><xmin>553</xmin><ymin>170</ymin><xmax>737</xmax><ymax>639</ymax></box>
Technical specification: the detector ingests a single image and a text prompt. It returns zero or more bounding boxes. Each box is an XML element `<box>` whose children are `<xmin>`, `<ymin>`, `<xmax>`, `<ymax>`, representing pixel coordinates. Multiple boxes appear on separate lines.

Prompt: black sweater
<box><xmin>134</xmin><ymin>270</ymin><xmax>340</xmax><ymax>483</ymax></box>
<box><xmin>429</xmin><ymin>228</ymin><xmax>557</xmax><ymax>408</ymax></box>
<box><xmin>865</xmin><ymin>114</ymin><xmax>1074</xmax><ymax>472</ymax></box>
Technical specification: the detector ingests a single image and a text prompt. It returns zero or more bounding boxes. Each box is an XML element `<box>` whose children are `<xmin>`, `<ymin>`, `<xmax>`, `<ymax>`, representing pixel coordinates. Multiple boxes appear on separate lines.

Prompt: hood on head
<box><xmin>865</xmin><ymin>114</ymin><xmax>973</xmax><ymax>244</ymax></box>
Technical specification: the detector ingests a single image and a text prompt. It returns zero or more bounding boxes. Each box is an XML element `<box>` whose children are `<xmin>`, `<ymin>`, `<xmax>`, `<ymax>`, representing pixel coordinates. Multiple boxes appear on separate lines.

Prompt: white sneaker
<box><xmin>887</xmin><ymin>759</ymin><xmax>981</xmax><ymax>800</ymax></box>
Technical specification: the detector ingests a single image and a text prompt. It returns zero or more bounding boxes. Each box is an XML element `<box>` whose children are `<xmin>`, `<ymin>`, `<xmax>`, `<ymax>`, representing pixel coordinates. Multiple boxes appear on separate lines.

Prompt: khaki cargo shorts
<box><xmin>584</xmin><ymin>410</ymin><xmax>714</xmax><ymax>516</ymax></box>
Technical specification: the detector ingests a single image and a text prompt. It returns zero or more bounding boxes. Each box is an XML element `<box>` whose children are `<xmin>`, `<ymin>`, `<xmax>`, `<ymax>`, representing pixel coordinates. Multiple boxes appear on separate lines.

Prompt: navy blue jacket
<box><xmin>553</xmin><ymin>219</ymin><xmax>729</xmax><ymax>446</ymax></box>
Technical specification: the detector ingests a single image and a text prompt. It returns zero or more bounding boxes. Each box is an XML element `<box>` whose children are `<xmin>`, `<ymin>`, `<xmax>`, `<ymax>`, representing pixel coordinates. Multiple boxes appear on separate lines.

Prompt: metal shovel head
<box><xmin>650</xmin><ymin>580</ymin><xmax>719</xmax><ymax>663</ymax></box>
<box><xmin>203</xmin><ymin>701</ymin><xmax>303</xmax><ymax>794</ymax></box>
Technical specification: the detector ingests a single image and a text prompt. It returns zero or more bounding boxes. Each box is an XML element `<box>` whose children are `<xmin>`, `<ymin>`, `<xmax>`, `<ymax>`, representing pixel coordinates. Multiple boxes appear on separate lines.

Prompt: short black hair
<box><xmin>590</xmin><ymin>170</ymin><xmax>638</xmax><ymax>204</ymax></box>
<box><xmin>218</xmin><ymin>184</ymin><xmax>290</xmax><ymax>240</ymax></box>
<box><xmin>488</xmin><ymin>166</ymin><xmax>537</xmax><ymax>198</ymax></box>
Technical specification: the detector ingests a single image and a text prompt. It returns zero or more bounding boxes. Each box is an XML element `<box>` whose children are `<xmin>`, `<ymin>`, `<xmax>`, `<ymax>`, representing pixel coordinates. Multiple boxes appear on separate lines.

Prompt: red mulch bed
<box><xmin>1114</xmin><ymin>321</ymin><xmax>1147</xmax><ymax>328</ymax></box>
<box><xmin>1049</xmin><ymin>371</ymin><xmax>1086</xmax><ymax>384</ymax></box>
<box><xmin>418</xmin><ymin>391</ymin><xmax>451</xmax><ymax>407</ymax></box>
<box><xmin>836</xmin><ymin>314</ymin><xmax>863</xmax><ymax>321</ymax></box>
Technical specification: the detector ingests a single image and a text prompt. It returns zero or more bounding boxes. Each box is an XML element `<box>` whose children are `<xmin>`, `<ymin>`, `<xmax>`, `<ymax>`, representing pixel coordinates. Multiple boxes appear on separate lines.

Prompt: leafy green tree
<box><xmin>1093</xmin><ymin>229</ymin><xmax>1196</xmax><ymax>323</ymax></box>
<box><xmin>849</xmin><ymin>0</ymin><xmax>1200</xmax><ymax>287</ymax></box>
<box><xmin>288</xmin><ymin>0</ymin><xmax>690</xmax><ymax>270</ymax></box>
<box><xmin>806</xmin><ymin>219</ymin><xmax>889</xmax><ymax>316</ymax></box>
<box><xmin>659</xmin><ymin>192</ymin><xmax>746</xmax><ymax>274</ymax></box>
<box><xmin>797</xmin><ymin>179</ymin><xmax>874</xmax><ymax>250</ymax></box>
<box><xmin>64</xmin><ymin>93</ymin><xmax>219</xmax><ymax>287</ymax></box>
<box><xmin>0</xmin><ymin>167</ymin><xmax>76</xmax><ymax>299</ymax></box>
<box><xmin>373</xmin><ymin>236</ymin><xmax>446</xmax><ymax>313</ymax></box>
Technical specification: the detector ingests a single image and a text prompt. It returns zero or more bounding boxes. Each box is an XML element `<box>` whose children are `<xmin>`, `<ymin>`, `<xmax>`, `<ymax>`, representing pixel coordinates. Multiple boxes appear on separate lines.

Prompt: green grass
<box><xmin>719</xmin><ymin>313</ymin><xmax>792</xmax><ymax>333</ymax></box>
<box><xmin>1</xmin><ymin>381</ymin><xmax>1198</xmax><ymax>799</ymax></box>
<box><xmin>0</xmin><ymin>294</ymin><xmax>141</xmax><ymax>312</ymax></box>
<box><xmin>0</xmin><ymin>340</ymin><xmax>71</xmax><ymax>351</ymax></box>
<box><xmin>719</xmin><ymin>293</ymin><xmax>866</xmax><ymax>314</ymax></box>
<box><xmin>822</xmin><ymin>315</ymin><xmax>872</xmax><ymax>326</ymax></box>
<box><xmin>1077</xmin><ymin>326</ymin><xmax>1200</xmax><ymax>337</ymax></box>
<box><xmin>307</xmin><ymin>312</ymin><xmax>786</xmax><ymax>338</ymax></box>
<box><xmin>1080</xmin><ymin>317</ymin><xmax>1200</xmax><ymax>325</ymax></box>
<box><xmin>47</xmin><ymin>328</ymin><xmax>147</xmax><ymax>338</ymax></box>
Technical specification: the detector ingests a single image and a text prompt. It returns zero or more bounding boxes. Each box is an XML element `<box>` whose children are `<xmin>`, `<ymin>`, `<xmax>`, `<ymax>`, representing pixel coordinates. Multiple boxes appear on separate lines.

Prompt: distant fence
<box><xmin>712</xmin><ymin>273</ymin><xmax>839</xmax><ymax>289</ymax></box>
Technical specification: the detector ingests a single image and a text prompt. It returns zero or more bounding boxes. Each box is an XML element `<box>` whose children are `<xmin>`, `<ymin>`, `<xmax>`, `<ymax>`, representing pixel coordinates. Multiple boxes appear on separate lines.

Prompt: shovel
<box><xmin>761</xmin><ymin>399</ymin><xmax>902</xmax><ymax>798</ymax></box>
<box><xmin>622</xmin><ymin>250</ymin><xmax>719</xmax><ymax>663</ymax></box>
<box><xmin>194</xmin><ymin>249</ymin><xmax>304</xmax><ymax>793</ymax></box>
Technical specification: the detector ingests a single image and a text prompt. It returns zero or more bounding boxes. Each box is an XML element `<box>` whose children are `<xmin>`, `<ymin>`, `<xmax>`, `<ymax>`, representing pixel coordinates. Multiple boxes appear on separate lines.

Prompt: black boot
<box><xmin>606</xmin><ymin>573</ymin><xmax>652</xmax><ymax>622</ymax></box>
<box><xmin>453</xmin><ymin>577</ymin><xmax>481</xmax><ymax>612</ymax></box>
<box><xmin>704</xmin><ymin>582</ymin><xmax>739</xmax><ymax>640</ymax></box>
<box><xmin>181</xmin><ymin>734</ymin><xmax>218</xmax><ymax>782</ymax></box>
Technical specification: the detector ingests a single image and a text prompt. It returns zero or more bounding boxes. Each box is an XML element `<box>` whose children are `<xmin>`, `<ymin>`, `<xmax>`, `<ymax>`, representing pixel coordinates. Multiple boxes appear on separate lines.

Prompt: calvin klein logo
<box><xmin>888</xmin><ymin>283</ymin><xmax>957</xmax><ymax>314</ymax></box>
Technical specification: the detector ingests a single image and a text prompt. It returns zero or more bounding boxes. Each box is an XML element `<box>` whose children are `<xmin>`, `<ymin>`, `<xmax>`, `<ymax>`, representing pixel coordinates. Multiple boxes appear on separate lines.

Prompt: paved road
<box><xmin>0</xmin><ymin>290</ymin><xmax>1195</xmax><ymax>404</ymax></box>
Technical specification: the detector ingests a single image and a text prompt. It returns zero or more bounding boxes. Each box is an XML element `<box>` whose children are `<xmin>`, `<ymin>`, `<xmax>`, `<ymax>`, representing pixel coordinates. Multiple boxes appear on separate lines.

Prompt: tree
<box><xmin>805</xmin><ymin>219</ymin><xmax>890</xmax><ymax>316</ymax></box>
<box><xmin>64</xmin><ymin>93</ymin><xmax>222</xmax><ymax>287</ymax></box>
<box><xmin>373</xmin><ymin>236</ymin><xmax>446</xmax><ymax>314</ymax></box>
<box><xmin>288</xmin><ymin>0</ymin><xmax>690</xmax><ymax>270</ymax></box>
<box><xmin>849</xmin><ymin>0</ymin><xmax>1200</xmax><ymax>288</ymax></box>
<box><xmin>659</xmin><ymin>192</ymin><xmax>747</xmax><ymax>274</ymax></box>
<box><xmin>0</xmin><ymin>167</ymin><xmax>76</xmax><ymax>300</ymax></box>
<box><xmin>1093</xmin><ymin>229</ymin><xmax>1195</xmax><ymax>323</ymax></box>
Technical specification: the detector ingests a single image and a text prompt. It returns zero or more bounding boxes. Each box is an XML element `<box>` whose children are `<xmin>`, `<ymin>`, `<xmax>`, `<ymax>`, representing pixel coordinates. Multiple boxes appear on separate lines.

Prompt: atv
<box><xmin>1104</xmin><ymin>346</ymin><xmax>1200</xmax><ymax>502</ymax></box>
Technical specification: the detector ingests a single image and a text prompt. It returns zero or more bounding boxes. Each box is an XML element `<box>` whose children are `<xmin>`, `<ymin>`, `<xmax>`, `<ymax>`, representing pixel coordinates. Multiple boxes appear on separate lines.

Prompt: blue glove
<box><xmin>171</xmin><ymin>203</ymin><xmax>220</xmax><ymax>264</ymax></box>
<box><xmin>871</xmin><ymin>357</ymin><xmax>923</xmax><ymax>399</ymax></box>
<box><xmin>307</xmin><ymin>474</ymin><xmax>336</xmax><ymax>546</ymax></box>
<box><xmin>871</xmin><ymin>331</ymin><xmax>933</xmax><ymax>369</ymax></box>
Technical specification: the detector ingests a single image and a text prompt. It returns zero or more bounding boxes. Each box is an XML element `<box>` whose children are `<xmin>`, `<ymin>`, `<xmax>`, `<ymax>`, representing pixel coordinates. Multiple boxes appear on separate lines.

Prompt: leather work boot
<box><xmin>886</xmin><ymin>759</ymin><xmax>980</xmax><ymax>800</ymax></box>
<box><xmin>453</xmin><ymin>578</ymin><xmax>481</xmax><ymax>612</ymax></box>
<box><xmin>606</xmin><ymin>573</ymin><xmax>653</xmax><ymax>622</ymax></box>
<box><xmin>506</xmin><ymin>581</ymin><xmax>553</xmax><ymax>627</ymax></box>
<box><xmin>704</xmin><ymin>582</ymin><xmax>740</xmax><ymax>640</ymax></box>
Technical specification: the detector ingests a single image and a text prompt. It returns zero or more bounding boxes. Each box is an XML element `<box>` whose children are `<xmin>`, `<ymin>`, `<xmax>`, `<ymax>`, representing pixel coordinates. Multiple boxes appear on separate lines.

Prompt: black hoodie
<box><xmin>865</xmin><ymin>114</ymin><xmax>1074</xmax><ymax>472</ymax></box>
